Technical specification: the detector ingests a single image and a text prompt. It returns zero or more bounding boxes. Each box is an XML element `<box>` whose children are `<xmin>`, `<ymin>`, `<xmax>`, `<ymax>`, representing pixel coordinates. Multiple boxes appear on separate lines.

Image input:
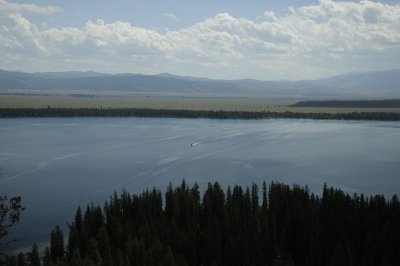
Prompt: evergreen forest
<box><xmin>2</xmin><ymin>181</ymin><xmax>400</xmax><ymax>266</ymax></box>
<box><xmin>0</xmin><ymin>107</ymin><xmax>399</xmax><ymax>121</ymax></box>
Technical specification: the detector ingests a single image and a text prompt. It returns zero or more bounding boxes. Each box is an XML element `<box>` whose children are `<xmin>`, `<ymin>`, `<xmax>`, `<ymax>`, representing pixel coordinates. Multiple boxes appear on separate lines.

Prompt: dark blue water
<box><xmin>0</xmin><ymin>118</ymin><xmax>399</xmax><ymax>251</ymax></box>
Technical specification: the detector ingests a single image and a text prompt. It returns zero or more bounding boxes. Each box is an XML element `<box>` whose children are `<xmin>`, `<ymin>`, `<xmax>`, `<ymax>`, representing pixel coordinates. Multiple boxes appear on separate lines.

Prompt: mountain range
<box><xmin>0</xmin><ymin>69</ymin><xmax>399</xmax><ymax>98</ymax></box>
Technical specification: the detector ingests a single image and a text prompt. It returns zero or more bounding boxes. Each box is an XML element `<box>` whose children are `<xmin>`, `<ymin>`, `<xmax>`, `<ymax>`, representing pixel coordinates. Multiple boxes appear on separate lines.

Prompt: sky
<box><xmin>0</xmin><ymin>0</ymin><xmax>399</xmax><ymax>80</ymax></box>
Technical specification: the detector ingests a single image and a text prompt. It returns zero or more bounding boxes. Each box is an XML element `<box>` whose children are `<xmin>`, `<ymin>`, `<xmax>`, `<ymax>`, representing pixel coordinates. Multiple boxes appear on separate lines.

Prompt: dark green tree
<box><xmin>86</xmin><ymin>238</ymin><xmax>102</xmax><ymax>266</ymax></box>
<box><xmin>18</xmin><ymin>181</ymin><xmax>400</xmax><ymax>266</ymax></box>
<box><xmin>27</xmin><ymin>244</ymin><xmax>40</xmax><ymax>266</ymax></box>
<box><xmin>43</xmin><ymin>247</ymin><xmax>51</xmax><ymax>266</ymax></box>
<box><xmin>50</xmin><ymin>225</ymin><xmax>64</xmax><ymax>262</ymax></box>
<box><xmin>16</xmin><ymin>253</ymin><xmax>26</xmax><ymax>266</ymax></box>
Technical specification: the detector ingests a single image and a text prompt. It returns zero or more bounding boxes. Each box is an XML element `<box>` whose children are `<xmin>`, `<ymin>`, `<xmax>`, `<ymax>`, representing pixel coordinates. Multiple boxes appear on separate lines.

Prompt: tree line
<box><xmin>291</xmin><ymin>99</ymin><xmax>400</xmax><ymax>108</ymax></box>
<box><xmin>2</xmin><ymin>181</ymin><xmax>399</xmax><ymax>266</ymax></box>
<box><xmin>0</xmin><ymin>108</ymin><xmax>399</xmax><ymax>121</ymax></box>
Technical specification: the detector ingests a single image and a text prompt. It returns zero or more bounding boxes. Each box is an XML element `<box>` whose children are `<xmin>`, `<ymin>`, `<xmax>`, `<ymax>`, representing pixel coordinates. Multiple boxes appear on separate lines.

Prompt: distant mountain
<box><xmin>0</xmin><ymin>69</ymin><xmax>398</xmax><ymax>98</ymax></box>
<box><xmin>312</xmin><ymin>69</ymin><xmax>400</xmax><ymax>95</ymax></box>
<box><xmin>33</xmin><ymin>71</ymin><xmax>109</xmax><ymax>79</ymax></box>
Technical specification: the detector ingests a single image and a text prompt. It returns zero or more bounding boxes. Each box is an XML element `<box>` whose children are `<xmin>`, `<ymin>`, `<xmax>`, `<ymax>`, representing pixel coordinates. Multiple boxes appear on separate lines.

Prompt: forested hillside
<box><xmin>2</xmin><ymin>181</ymin><xmax>399</xmax><ymax>266</ymax></box>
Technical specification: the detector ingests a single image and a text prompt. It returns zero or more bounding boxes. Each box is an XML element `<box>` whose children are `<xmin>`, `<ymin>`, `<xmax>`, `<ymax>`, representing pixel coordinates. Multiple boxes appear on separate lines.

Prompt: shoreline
<box><xmin>1</xmin><ymin>107</ymin><xmax>399</xmax><ymax>121</ymax></box>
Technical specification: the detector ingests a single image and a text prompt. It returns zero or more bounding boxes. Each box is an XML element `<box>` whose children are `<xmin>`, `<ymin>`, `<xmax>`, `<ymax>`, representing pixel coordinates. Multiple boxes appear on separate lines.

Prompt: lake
<box><xmin>0</xmin><ymin>117</ymin><xmax>399</xmax><ymax>251</ymax></box>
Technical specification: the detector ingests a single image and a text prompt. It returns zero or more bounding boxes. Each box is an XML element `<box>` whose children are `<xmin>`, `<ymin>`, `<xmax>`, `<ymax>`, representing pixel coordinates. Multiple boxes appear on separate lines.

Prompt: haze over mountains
<box><xmin>0</xmin><ymin>69</ymin><xmax>399</xmax><ymax>98</ymax></box>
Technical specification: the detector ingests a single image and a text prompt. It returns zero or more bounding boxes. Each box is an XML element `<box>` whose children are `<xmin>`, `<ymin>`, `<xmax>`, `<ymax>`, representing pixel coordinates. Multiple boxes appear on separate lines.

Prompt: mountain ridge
<box><xmin>0</xmin><ymin>69</ymin><xmax>399</xmax><ymax>98</ymax></box>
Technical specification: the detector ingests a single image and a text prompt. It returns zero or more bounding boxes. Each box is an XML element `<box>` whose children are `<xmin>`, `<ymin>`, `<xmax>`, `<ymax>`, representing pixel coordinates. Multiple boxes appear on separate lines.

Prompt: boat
<box><xmin>191</xmin><ymin>141</ymin><xmax>199</xmax><ymax>146</ymax></box>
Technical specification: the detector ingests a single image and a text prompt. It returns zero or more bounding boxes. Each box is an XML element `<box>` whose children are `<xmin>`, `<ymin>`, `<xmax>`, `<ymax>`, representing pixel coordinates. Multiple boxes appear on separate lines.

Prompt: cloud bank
<box><xmin>0</xmin><ymin>0</ymin><xmax>61</xmax><ymax>15</ymax></box>
<box><xmin>0</xmin><ymin>0</ymin><xmax>399</xmax><ymax>79</ymax></box>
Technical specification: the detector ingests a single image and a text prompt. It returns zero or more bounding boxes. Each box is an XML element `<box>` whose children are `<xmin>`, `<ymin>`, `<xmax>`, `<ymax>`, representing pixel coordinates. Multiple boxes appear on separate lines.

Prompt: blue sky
<box><xmin>9</xmin><ymin>0</ymin><xmax>320</xmax><ymax>29</ymax></box>
<box><xmin>1</xmin><ymin>0</ymin><xmax>400</xmax><ymax>80</ymax></box>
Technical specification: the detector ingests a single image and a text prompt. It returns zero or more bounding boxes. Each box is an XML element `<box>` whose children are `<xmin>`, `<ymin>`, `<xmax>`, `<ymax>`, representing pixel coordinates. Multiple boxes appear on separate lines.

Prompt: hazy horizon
<box><xmin>2</xmin><ymin>67</ymin><xmax>400</xmax><ymax>83</ymax></box>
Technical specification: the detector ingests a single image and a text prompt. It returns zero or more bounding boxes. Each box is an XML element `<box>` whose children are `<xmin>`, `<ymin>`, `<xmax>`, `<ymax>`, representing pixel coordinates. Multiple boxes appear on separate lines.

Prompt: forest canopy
<box><xmin>0</xmin><ymin>108</ymin><xmax>399</xmax><ymax>121</ymax></box>
<box><xmin>2</xmin><ymin>181</ymin><xmax>399</xmax><ymax>266</ymax></box>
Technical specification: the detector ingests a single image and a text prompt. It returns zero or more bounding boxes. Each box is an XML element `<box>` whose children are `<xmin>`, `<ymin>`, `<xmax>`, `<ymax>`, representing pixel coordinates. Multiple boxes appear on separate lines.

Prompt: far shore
<box><xmin>1</xmin><ymin>94</ymin><xmax>400</xmax><ymax>114</ymax></box>
<box><xmin>1</xmin><ymin>107</ymin><xmax>399</xmax><ymax>121</ymax></box>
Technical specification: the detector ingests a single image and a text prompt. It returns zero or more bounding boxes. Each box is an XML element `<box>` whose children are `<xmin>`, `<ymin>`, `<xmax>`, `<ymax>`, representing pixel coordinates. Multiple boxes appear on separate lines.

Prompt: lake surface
<box><xmin>1</xmin><ymin>118</ymin><xmax>399</xmax><ymax>251</ymax></box>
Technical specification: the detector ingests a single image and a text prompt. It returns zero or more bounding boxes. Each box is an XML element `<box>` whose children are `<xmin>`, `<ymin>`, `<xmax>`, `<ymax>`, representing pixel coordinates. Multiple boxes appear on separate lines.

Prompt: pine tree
<box><xmin>16</xmin><ymin>253</ymin><xmax>26</xmax><ymax>266</ymax></box>
<box><xmin>27</xmin><ymin>244</ymin><xmax>40</xmax><ymax>266</ymax></box>
<box><xmin>86</xmin><ymin>238</ymin><xmax>102</xmax><ymax>266</ymax></box>
<box><xmin>50</xmin><ymin>225</ymin><xmax>64</xmax><ymax>262</ymax></box>
<box><xmin>74</xmin><ymin>207</ymin><xmax>82</xmax><ymax>234</ymax></box>
<box><xmin>163</xmin><ymin>247</ymin><xmax>176</xmax><ymax>266</ymax></box>
<box><xmin>20</xmin><ymin>181</ymin><xmax>400</xmax><ymax>266</ymax></box>
<box><xmin>43</xmin><ymin>247</ymin><xmax>51</xmax><ymax>266</ymax></box>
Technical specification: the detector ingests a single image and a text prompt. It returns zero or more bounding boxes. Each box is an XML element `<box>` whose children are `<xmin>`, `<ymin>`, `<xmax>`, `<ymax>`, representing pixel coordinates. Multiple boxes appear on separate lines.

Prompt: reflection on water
<box><xmin>0</xmin><ymin>118</ymin><xmax>399</xmax><ymax>250</ymax></box>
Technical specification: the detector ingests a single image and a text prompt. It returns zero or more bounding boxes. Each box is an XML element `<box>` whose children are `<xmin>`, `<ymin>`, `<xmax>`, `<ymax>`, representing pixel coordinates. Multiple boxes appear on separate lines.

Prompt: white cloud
<box><xmin>263</xmin><ymin>11</ymin><xmax>277</xmax><ymax>21</ymax></box>
<box><xmin>4</xmin><ymin>13</ymin><xmax>48</xmax><ymax>53</ymax></box>
<box><xmin>0</xmin><ymin>0</ymin><xmax>62</xmax><ymax>15</ymax></box>
<box><xmin>0</xmin><ymin>0</ymin><xmax>399</xmax><ymax>79</ymax></box>
<box><xmin>162</xmin><ymin>12</ymin><xmax>179</xmax><ymax>21</ymax></box>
